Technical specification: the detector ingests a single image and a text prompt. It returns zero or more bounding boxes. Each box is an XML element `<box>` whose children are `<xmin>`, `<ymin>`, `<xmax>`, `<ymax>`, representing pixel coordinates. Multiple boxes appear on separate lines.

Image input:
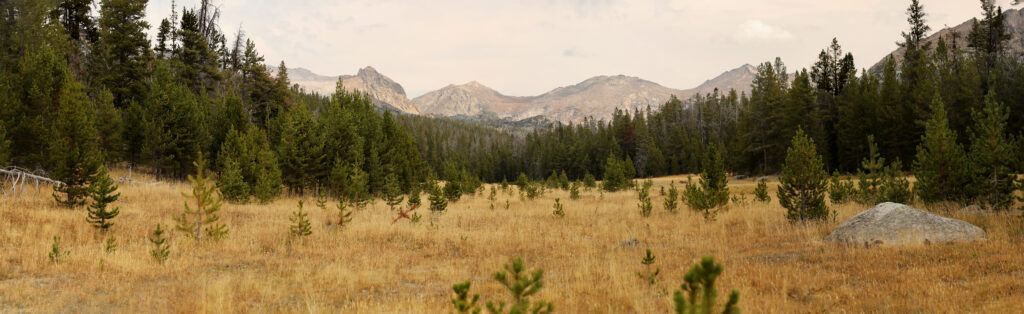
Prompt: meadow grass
<box><xmin>1</xmin><ymin>172</ymin><xmax>1022</xmax><ymax>312</ymax></box>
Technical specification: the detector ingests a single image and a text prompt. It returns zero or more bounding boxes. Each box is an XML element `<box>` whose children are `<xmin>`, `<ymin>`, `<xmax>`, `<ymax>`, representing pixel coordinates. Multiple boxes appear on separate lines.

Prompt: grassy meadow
<box><xmin>1</xmin><ymin>171</ymin><xmax>1022</xmax><ymax>313</ymax></box>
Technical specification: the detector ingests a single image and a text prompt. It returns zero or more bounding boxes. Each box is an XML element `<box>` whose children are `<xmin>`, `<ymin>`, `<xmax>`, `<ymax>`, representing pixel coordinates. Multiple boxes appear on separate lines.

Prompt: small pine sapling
<box><xmin>828</xmin><ymin>171</ymin><xmax>856</xmax><ymax>204</ymax></box>
<box><xmin>569</xmin><ymin>181</ymin><xmax>581</xmax><ymax>200</ymax></box>
<box><xmin>754</xmin><ymin>179</ymin><xmax>770</xmax><ymax>203</ymax></box>
<box><xmin>778</xmin><ymin>129</ymin><xmax>831</xmax><ymax>222</ymax></box>
<box><xmin>488</xmin><ymin>186</ymin><xmax>498</xmax><ymax>202</ymax></box>
<box><xmin>552</xmin><ymin>198</ymin><xmax>565</xmax><ymax>218</ymax></box>
<box><xmin>86</xmin><ymin>167</ymin><xmax>121</xmax><ymax>231</ymax></box>
<box><xmin>637</xmin><ymin>248</ymin><xmax>660</xmax><ymax>285</ymax></box>
<box><xmin>639</xmin><ymin>179</ymin><xmax>653</xmax><ymax>217</ymax></box>
<box><xmin>664</xmin><ymin>181</ymin><xmax>680</xmax><ymax>214</ymax></box>
<box><xmin>429</xmin><ymin>181</ymin><xmax>449</xmax><ymax>212</ymax></box>
<box><xmin>174</xmin><ymin>154</ymin><xmax>229</xmax><ymax>241</ymax></box>
<box><xmin>408</xmin><ymin>183</ymin><xmax>422</xmax><ymax>207</ymax></box>
<box><xmin>149</xmin><ymin>224</ymin><xmax>170</xmax><ymax>264</ymax></box>
<box><xmin>410</xmin><ymin>212</ymin><xmax>422</xmax><ymax>224</ymax></box>
<box><xmin>451</xmin><ymin>281</ymin><xmax>481</xmax><ymax>314</ymax></box>
<box><xmin>337</xmin><ymin>200</ymin><xmax>354</xmax><ymax>228</ymax></box>
<box><xmin>730</xmin><ymin>193</ymin><xmax>748</xmax><ymax>206</ymax></box>
<box><xmin>673</xmin><ymin>256</ymin><xmax>739</xmax><ymax>314</ymax></box>
<box><xmin>383</xmin><ymin>173</ymin><xmax>405</xmax><ymax>211</ymax></box>
<box><xmin>504</xmin><ymin>200</ymin><xmax>511</xmax><ymax>210</ymax></box>
<box><xmin>583</xmin><ymin>172</ymin><xmax>596</xmax><ymax>190</ymax></box>
<box><xmin>315</xmin><ymin>189</ymin><xmax>329</xmax><ymax>212</ymax></box>
<box><xmin>104</xmin><ymin>237</ymin><xmax>117</xmax><ymax>254</ymax></box>
<box><xmin>290</xmin><ymin>200</ymin><xmax>313</xmax><ymax>237</ymax></box>
<box><xmin>486</xmin><ymin>257</ymin><xmax>554</xmax><ymax>314</ymax></box>
<box><xmin>48</xmin><ymin>236</ymin><xmax>69</xmax><ymax>264</ymax></box>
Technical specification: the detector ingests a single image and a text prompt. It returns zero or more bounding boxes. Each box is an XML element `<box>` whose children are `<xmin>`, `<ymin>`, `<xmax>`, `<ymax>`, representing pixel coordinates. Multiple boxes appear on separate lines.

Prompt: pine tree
<box><xmin>569</xmin><ymin>181</ymin><xmax>581</xmax><ymax>200</ymax></box>
<box><xmin>967</xmin><ymin>89</ymin><xmax>1016</xmax><ymax>210</ymax></box>
<box><xmin>428</xmin><ymin>179</ymin><xmax>448</xmax><ymax>212</ymax></box>
<box><xmin>856</xmin><ymin>136</ymin><xmax>885</xmax><ymax>204</ymax></box>
<box><xmin>698</xmin><ymin>144</ymin><xmax>729</xmax><ymax>208</ymax></box>
<box><xmin>149</xmin><ymin>224</ymin><xmax>170</xmax><ymax>264</ymax></box>
<box><xmin>48</xmin><ymin>236</ymin><xmax>69</xmax><ymax>264</ymax></box>
<box><xmin>913</xmin><ymin>94</ymin><xmax>970</xmax><ymax>204</ymax></box>
<box><xmin>552</xmin><ymin>198</ymin><xmax>565</xmax><ymax>218</ymax></box>
<box><xmin>104</xmin><ymin>236</ymin><xmax>117</xmax><ymax>253</ymax></box>
<box><xmin>50</xmin><ymin>76</ymin><xmax>101</xmax><ymax>208</ymax></box>
<box><xmin>408</xmin><ymin>183</ymin><xmax>422</xmax><ymax>207</ymax></box>
<box><xmin>672</xmin><ymin>256</ymin><xmax>740</xmax><ymax>314</ymax></box>
<box><xmin>252</xmin><ymin>150</ymin><xmax>282</xmax><ymax>203</ymax></box>
<box><xmin>89</xmin><ymin>0</ymin><xmax>152</xmax><ymax>109</ymax></box>
<box><xmin>778</xmin><ymin>129</ymin><xmax>830</xmax><ymax>222</ymax></box>
<box><xmin>450</xmin><ymin>281</ymin><xmax>481</xmax><ymax>314</ymax></box>
<box><xmin>277</xmin><ymin>106</ymin><xmax>326</xmax><ymax>195</ymax></box>
<box><xmin>0</xmin><ymin>120</ymin><xmax>9</xmax><ymax>165</ymax></box>
<box><xmin>602</xmin><ymin>155</ymin><xmax>627</xmax><ymax>192</ymax></box>
<box><xmin>754</xmin><ymin>179</ymin><xmax>770</xmax><ymax>203</ymax></box>
<box><xmin>485</xmin><ymin>257</ymin><xmax>554</xmax><ymax>314</ymax></box>
<box><xmin>583</xmin><ymin>172</ymin><xmax>596</xmax><ymax>190</ymax></box>
<box><xmin>383</xmin><ymin>172</ymin><xmax>404</xmax><ymax>211</ymax></box>
<box><xmin>664</xmin><ymin>181</ymin><xmax>680</xmax><ymax>213</ymax></box>
<box><xmin>827</xmin><ymin>171</ymin><xmax>855</xmax><ymax>204</ymax></box>
<box><xmin>638</xmin><ymin>179</ymin><xmax>653</xmax><ymax>217</ymax></box>
<box><xmin>86</xmin><ymin>167</ymin><xmax>120</xmax><ymax>231</ymax></box>
<box><xmin>637</xmin><ymin>248</ymin><xmax>660</xmax><ymax>285</ymax></box>
<box><xmin>336</xmin><ymin>199</ymin><xmax>353</xmax><ymax>228</ymax></box>
<box><xmin>218</xmin><ymin>158</ymin><xmax>249</xmax><ymax>203</ymax></box>
<box><xmin>289</xmin><ymin>200</ymin><xmax>312</xmax><ymax>237</ymax></box>
<box><xmin>174</xmin><ymin>154</ymin><xmax>228</xmax><ymax>241</ymax></box>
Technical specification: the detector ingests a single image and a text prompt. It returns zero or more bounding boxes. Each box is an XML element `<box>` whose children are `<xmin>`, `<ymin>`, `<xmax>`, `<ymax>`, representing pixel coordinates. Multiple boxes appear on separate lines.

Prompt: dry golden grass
<box><xmin>1</xmin><ymin>172</ymin><xmax>1023</xmax><ymax>313</ymax></box>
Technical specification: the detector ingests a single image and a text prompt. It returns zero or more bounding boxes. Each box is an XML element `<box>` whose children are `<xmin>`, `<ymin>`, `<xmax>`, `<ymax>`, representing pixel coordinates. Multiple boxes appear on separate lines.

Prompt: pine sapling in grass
<box><xmin>337</xmin><ymin>200</ymin><xmax>353</xmax><ymax>228</ymax></box>
<box><xmin>828</xmin><ymin>171</ymin><xmax>855</xmax><ymax>204</ymax></box>
<box><xmin>673</xmin><ymin>256</ymin><xmax>740</xmax><ymax>314</ymax></box>
<box><xmin>639</xmin><ymin>179</ymin><xmax>654</xmax><ymax>217</ymax></box>
<box><xmin>290</xmin><ymin>200</ymin><xmax>313</xmax><ymax>237</ymax></box>
<box><xmin>104</xmin><ymin>237</ymin><xmax>117</xmax><ymax>254</ymax></box>
<box><xmin>174</xmin><ymin>154</ymin><xmax>228</xmax><ymax>241</ymax></box>
<box><xmin>638</xmin><ymin>248</ymin><xmax>660</xmax><ymax>285</ymax></box>
<box><xmin>450</xmin><ymin>281</ymin><xmax>481</xmax><ymax>314</ymax></box>
<box><xmin>383</xmin><ymin>172</ymin><xmax>404</xmax><ymax>211</ymax></box>
<box><xmin>569</xmin><ymin>181</ymin><xmax>581</xmax><ymax>200</ymax></box>
<box><xmin>754</xmin><ymin>179</ymin><xmax>770</xmax><ymax>203</ymax></box>
<box><xmin>504</xmin><ymin>200</ymin><xmax>511</xmax><ymax>210</ymax></box>
<box><xmin>48</xmin><ymin>236</ymin><xmax>69</xmax><ymax>264</ymax></box>
<box><xmin>486</xmin><ymin>257</ymin><xmax>554</xmax><ymax>314</ymax></box>
<box><xmin>149</xmin><ymin>224</ymin><xmax>170</xmax><ymax>264</ymax></box>
<box><xmin>86</xmin><ymin>166</ymin><xmax>120</xmax><ymax>231</ymax></box>
<box><xmin>552</xmin><ymin>198</ymin><xmax>565</xmax><ymax>218</ymax></box>
<box><xmin>315</xmin><ymin>189</ymin><xmax>329</xmax><ymax>212</ymax></box>
<box><xmin>489</xmin><ymin>185</ymin><xmax>498</xmax><ymax>202</ymax></box>
<box><xmin>664</xmin><ymin>181</ymin><xmax>680</xmax><ymax>214</ymax></box>
<box><xmin>408</xmin><ymin>183</ymin><xmax>422</xmax><ymax>207</ymax></box>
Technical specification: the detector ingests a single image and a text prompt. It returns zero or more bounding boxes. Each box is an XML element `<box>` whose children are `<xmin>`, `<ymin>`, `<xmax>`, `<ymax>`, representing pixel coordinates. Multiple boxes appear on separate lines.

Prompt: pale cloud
<box><xmin>145</xmin><ymin>0</ymin><xmax>1021</xmax><ymax>97</ymax></box>
<box><xmin>733</xmin><ymin>20</ymin><xmax>795</xmax><ymax>43</ymax></box>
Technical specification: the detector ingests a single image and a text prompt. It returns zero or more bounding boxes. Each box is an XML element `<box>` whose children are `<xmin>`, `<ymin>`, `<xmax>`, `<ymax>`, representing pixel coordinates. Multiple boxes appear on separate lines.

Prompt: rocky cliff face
<box><xmin>278</xmin><ymin>66</ymin><xmax>421</xmax><ymax>114</ymax></box>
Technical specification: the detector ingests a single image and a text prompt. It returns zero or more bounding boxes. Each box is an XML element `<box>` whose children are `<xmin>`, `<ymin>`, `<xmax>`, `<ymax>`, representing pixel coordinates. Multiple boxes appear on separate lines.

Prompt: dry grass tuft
<box><xmin>1</xmin><ymin>173</ymin><xmax>1022</xmax><ymax>312</ymax></box>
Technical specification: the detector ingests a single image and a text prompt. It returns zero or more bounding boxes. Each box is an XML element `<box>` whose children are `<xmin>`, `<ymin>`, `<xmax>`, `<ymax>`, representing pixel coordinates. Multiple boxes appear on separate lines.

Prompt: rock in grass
<box><xmin>824</xmin><ymin>202</ymin><xmax>985</xmax><ymax>247</ymax></box>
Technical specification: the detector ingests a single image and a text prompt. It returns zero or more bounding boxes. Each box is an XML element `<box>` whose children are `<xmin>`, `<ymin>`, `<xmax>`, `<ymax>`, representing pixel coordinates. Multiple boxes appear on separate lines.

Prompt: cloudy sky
<box><xmin>145</xmin><ymin>0</ymin><xmax>1019</xmax><ymax>97</ymax></box>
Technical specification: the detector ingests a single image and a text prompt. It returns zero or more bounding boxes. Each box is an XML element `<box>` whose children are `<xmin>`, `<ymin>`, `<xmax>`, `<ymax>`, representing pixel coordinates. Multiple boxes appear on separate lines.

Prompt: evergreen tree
<box><xmin>602</xmin><ymin>155</ymin><xmax>627</xmax><ymax>192</ymax></box>
<box><xmin>92</xmin><ymin>89</ymin><xmax>123</xmax><ymax>161</ymax></box>
<box><xmin>277</xmin><ymin>106</ymin><xmax>326</xmax><ymax>195</ymax></box>
<box><xmin>289</xmin><ymin>200</ymin><xmax>312</xmax><ymax>237</ymax></box>
<box><xmin>50</xmin><ymin>76</ymin><xmax>101</xmax><ymax>208</ymax></box>
<box><xmin>89</xmin><ymin>0</ymin><xmax>151</xmax><ymax>108</ymax></box>
<box><xmin>408</xmin><ymin>183</ymin><xmax>422</xmax><ymax>207</ymax></box>
<box><xmin>86</xmin><ymin>166</ymin><xmax>120</xmax><ymax>231</ymax></box>
<box><xmin>828</xmin><ymin>171</ymin><xmax>855</xmax><ymax>204</ymax></box>
<box><xmin>218</xmin><ymin>158</ymin><xmax>248</xmax><ymax>203</ymax></box>
<box><xmin>485</xmin><ymin>257</ymin><xmax>554</xmax><ymax>314</ymax></box>
<box><xmin>778</xmin><ymin>129</ymin><xmax>830</xmax><ymax>222</ymax></box>
<box><xmin>637</xmin><ymin>248</ymin><xmax>660</xmax><ymax>286</ymax></box>
<box><xmin>664</xmin><ymin>181</ymin><xmax>680</xmax><ymax>213</ymax></box>
<box><xmin>428</xmin><ymin>179</ymin><xmax>448</xmax><ymax>212</ymax></box>
<box><xmin>383</xmin><ymin>172</ymin><xmax>404</xmax><ymax>211</ymax></box>
<box><xmin>450</xmin><ymin>281</ymin><xmax>481</xmax><ymax>314</ymax></box>
<box><xmin>638</xmin><ymin>179</ymin><xmax>653</xmax><ymax>217</ymax></box>
<box><xmin>336</xmin><ymin>199</ymin><xmax>353</xmax><ymax>228</ymax></box>
<box><xmin>149</xmin><ymin>224</ymin><xmax>170</xmax><ymax>264</ymax></box>
<box><xmin>913</xmin><ymin>94</ymin><xmax>971</xmax><ymax>204</ymax></box>
<box><xmin>174</xmin><ymin>154</ymin><xmax>228</xmax><ymax>241</ymax></box>
<box><xmin>754</xmin><ymin>179</ymin><xmax>770</xmax><ymax>203</ymax></box>
<box><xmin>967</xmin><ymin>89</ymin><xmax>1016</xmax><ymax>210</ymax></box>
<box><xmin>569</xmin><ymin>181</ymin><xmax>581</xmax><ymax>200</ymax></box>
<box><xmin>253</xmin><ymin>150</ymin><xmax>283</xmax><ymax>203</ymax></box>
<box><xmin>672</xmin><ymin>256</ymin><xmax>740</xmax><ymax>314</ymax></box>
<box><xmin>968</xmin><ymin>0</ymin><xmax>1012</xmax><ymax>86</ymax></box>
<box><xmin>0</xmin><ymin>120</ymin><xmax>10</xmax><ymax>165</ymax></box>
<box><xmin>552</xmin><ymin>198</ymin><xmax>565</xmax><ymax>218</ymax></box>
<box><xmin>583</xmin><ymin>172</ymin><xmax>596</xmax><ymax>190</ymax></box>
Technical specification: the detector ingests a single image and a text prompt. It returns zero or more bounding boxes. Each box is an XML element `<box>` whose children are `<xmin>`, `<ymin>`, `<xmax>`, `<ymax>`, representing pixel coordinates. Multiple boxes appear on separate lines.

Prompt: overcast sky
<box><xmin>145</xmin><ymin>0</ymin><xmax>1019</xmax><ymax>97</ymax></box>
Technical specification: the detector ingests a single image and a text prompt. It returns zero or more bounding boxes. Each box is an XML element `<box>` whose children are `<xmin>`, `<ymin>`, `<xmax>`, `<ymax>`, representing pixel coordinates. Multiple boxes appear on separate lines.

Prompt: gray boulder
<box><xmin>824</xmin><ymin>202</ymin><xmax>985</xmax><ymax>247</ymax></box>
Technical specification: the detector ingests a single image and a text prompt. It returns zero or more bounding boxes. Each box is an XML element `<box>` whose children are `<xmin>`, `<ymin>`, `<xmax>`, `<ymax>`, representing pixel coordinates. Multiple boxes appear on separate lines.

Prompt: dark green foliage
<box><xmin>451</xmin><ymin>281</ymin><xmax>481</xmax><ymax>314</ymax></box>
<box><xmin>672</xmin><ymin>256</ymin><xmax>739</xmax><ymax>314</ymax></box>
<box><xmin>967</xmin><ymin>90</ymin><xmax>1017</xmax><ymax>210</ymax></box>
<box><xmin>638</xmin><ymin>179</ymin><xmax>653</xmax><ymax>217</ymax></box>
<box><xmin>0</xmin><ymin>120</ymin><xmax>10</xmax><ymax>165</ymax></box>
<box><xmin>218</xmin><ymin>158</ymin><xmax>249</xmax><ymax>203</ymax></box>
<box><xmin>913</xmin><ymin>94</ymin><xmax>970</xmax><ymax>204</ymax></box>
<box><xmin>603</xmin><ymin>155</ymin><xmax>629</xmax><ymax>192</ymax></box>
<box><xmin>637</xmin><ymin>248</ymin><xmax>660</xmax><ymax>285</ymax></box>
<box><xmin>443</xmin><ymin>180</ymin><xmax>462</xmax><ymax>203</ymax></box>
<box><xmin>489</xmin><ymin>185</ymin><xmax>499</xmax><ymax>202</ymax></box>
<box><xmin>429</xmin><ymin>180</ymin><xmax>449</xmax><ymax>212</ymax></box>
<box><xmin>86</xmin><ymin>167</ymin><xmax>120</xmax><ymax>231</ymax></box>
<box><xmin>856</xmin><ymin>136</ymin><xmax>913</xmax><ymax>205</ymax></box>
<box><xmin>149</xmin><ymin>224</ymin><xmax>170</xmax><ymax>264</ymax></box>
<box><xmin>558</xmin><ymin>171</ymin><xmax>569</xmax><ymax>190</ymax></box>
<box><xmin>583</xmin><ymin>173</ymin><xmax>596</xmax><ymax>190</ymax></box>
<box><xmin>878</xmin><ymin>160</ymin><xmax>914</xmax><ymax>204</ymax></box>
<box><xmin>383</xmin><ymin>172</ymin><xmax>405</xmax><ymax>211</ymax></box>
<box><xmin>778</xmin><ymin>129</ymin><xmax>831</xmax><ymax>222</ymax></box>
<box><xmin>827</xmin><ymin>171</ymin><xmax>855</xmax><ymax>205</ymax></box>
<box><xmin>336</xmin><ymin>200</ymin><xmax>353</xmax><ymax>228</ymax></box>
<box><xmin>408</xmin><ymin>183</ymin><xmax>422</xmax><ymax>207</ymax></box>
<box><xmin>104</xmin><ymin>236</ymin><xmax>117</xmax><ymax>254</ymax></box>
<box><xmin>50</xmin><ymin>76</ymin><xmax>101</xmax><ymax>208</ymax></box>
<box><xmin>754</xmin><ymin>179</ymin><xmax>770</xmax><ymax>203</ymax></box>
<box><xmin>277</xmin><ymin>106</ymin><xmax>326</xmax><ymax>196</ymax></box>
<box><xmin>685</xmin><ymin>144</ymin><xmax>729</xmax><ymax>219</ymax></box>
<box><xmin>289</xmin><ymin>200</ymin><xmax>312</xmax><ymax>237</ymax></box>
<box><xmin>49</xmin><ymin>236</ymin><xmax>69</xmax><ymax>264</ymax></box>
<box><xmin>569</xmin><ymin>181</ymin><xmax>581</xmax><ymax>200</ymax></box>
<box><xmin>89</xmin><ymin>0</ymin><xmax>152</xmax><ymax>109</ymax></box>
<box><xmin>552</xmin><ymin>198</ymin><xmax>565</xmax><ymax>218</ymax></box>
<box><xmin>253</xmin><ymin>150</ymin><xmax>283</xmax><ymax>203</ymax></box>
<box><xmin>485</xmin><ymin>257</ymin><xmax>554</xmax><ymax>314</ymax></box>
<box><xmin>665</xmin><ymin>181</ymin><xmax>680</xmax><ymax>213</ymax></box>
<box><xmin>174</xmin><ymin>154</ymin><xmax>228</xmax><ymax>241</ymax></box>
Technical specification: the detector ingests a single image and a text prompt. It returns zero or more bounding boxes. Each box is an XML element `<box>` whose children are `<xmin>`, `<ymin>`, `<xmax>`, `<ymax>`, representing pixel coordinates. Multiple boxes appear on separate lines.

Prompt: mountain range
<box><xmin>286</xmin><ymin>8</ymin><xmax>1024</xmax><ymax>123</ymax></box>
<box><xmin>284</xmin><ymin>63</ymin><xmax>758</xmax><ymax>123</ymax></box>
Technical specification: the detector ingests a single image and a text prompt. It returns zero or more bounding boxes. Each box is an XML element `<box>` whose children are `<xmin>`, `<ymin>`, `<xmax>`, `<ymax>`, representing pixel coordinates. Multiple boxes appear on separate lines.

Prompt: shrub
<box><xmin>778</xmin><ymin>129</ymin><xmax>831</xmax><ymax>222</ymax></box>
<box><xmin>672</xmin><ymin>256</ymin><xmax>740</xmax><ymax>314</ymax></box>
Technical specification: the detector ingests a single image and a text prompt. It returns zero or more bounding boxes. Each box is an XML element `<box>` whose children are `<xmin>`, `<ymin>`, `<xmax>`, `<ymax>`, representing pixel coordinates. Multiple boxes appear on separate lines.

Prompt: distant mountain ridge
<box><xmin>280</xmin><ymin>63</ymin><xmax>759</xmax><ymax>123</ymax></box>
